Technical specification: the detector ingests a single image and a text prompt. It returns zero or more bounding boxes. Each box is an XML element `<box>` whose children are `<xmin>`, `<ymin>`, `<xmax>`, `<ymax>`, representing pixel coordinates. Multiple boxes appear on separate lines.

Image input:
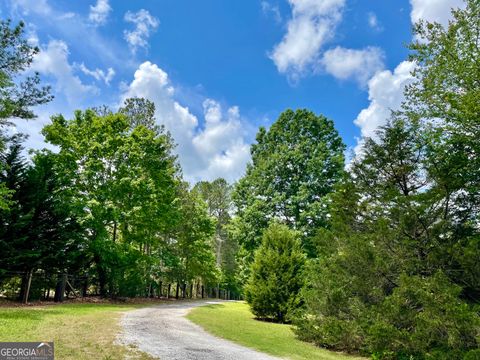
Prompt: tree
<box><xmin>0</xmin><ymin>19</ymin><xmax>52</xmax><ymax>210</ymax></box>
<box><xmin>0</xmin><ymin>20</ymin><xmax>52</xmax><ymax>122</ymax></box>
<box><xmin>41</xmin><ymin>109</ymin><xmax>180</xmax><ymax>297</ymax></box>
<box><xmin>0</xmin><ymin>135</ymin><xmax>83</xmax><ymax>298</ymax></box>
<box><xmin>173</xmin><ymin>185</ymin><xmax>218</xmax><ymax>289</ymax></box>
<box><xmin>119</xmin><ymin>97</ymin><xmax>157</xmax><ymax>131</ymax></box>
<box><xmin>245</xmin><ymin>223</ymin><xmax>305</xmax><ymax>323</ymax></box>
<box><xmin>295</xmin><ymin>119</ymin><xmax>480</xmax><ymax>358</ymax></box>
<box><xmin>232</xmin><ymin>109</ymin><xmax>345</xmax><ymax>259</ymax></box>
<box><xmin>193</xmin><ymin>178</ymin><xmax>238</xmax><ymax>292</ymax></box>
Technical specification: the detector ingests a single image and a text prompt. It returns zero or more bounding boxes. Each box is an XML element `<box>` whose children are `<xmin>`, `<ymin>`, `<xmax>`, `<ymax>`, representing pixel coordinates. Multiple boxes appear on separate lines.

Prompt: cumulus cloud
<box><xmin>31</xmin><ymin>40</ymin><xmax>97</xmax><ymax>103</ymax></box>
<box><xmin>89</xmin><ymin>0</ymin><xmax>111</xmax><ymax>25</ymax></box>
<box><xmin>270</xmin><ymin>0</ymin><xmax>345</xmax><ymax>80</ymax></box>
<box><xmin>410</xmin><ymin>0</ymin><xmax>465</xmax><ymax>26</ymax></box>
<box><xmin>320</xmin><ymin>46</ymin><xmax>385</xmax><ymax>87</ymax></box>
<box><xmin>354</xmin><ymin>61</ymin><xmax>416</xmax><ymax>154</ymax></box>
<box><xmin>352</xmin><ymin>0</ymin><xmax>464</xmax><ymax>157</ymax></box>
<box><xmin>79</xmin><ymin>63</ymin><xmax>115</xmax><ymax>85</ymax></box>
<box><xmin>123</xmin><ymin>9</ymin><xmax>159</xmax><ymax>53</ymax></box>
<box><xmin>121</xmin><ymin>61</ymin><xmax>251</xmax><ymax>183</ymax></box>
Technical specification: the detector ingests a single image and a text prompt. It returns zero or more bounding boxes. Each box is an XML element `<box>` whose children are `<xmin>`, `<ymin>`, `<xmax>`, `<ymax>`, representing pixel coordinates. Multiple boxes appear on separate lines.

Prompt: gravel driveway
<box><xmin>120</xmin><ymin>301</ymin><xmax>281</xmax><ymax>360</ymax></box>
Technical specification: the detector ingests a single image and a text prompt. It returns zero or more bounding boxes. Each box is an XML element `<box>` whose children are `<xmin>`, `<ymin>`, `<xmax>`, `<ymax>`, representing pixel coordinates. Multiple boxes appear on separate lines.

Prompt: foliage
<box><xmin>0</xmin><ymin>19</ymin><xmax>52</xmax><ymax>122</ymax></box>
<box><xmin>296</xmin><ymin>118</ymin><xmax>480</xmax><ymax>358</ymax></box>
<box><xmin>245</xmin><ymin>223</ymin><xmax>305</xmax><ymax>323</ymax></box>
<box><xmin>0</xmin><ymin>102</ymin><xmax>221</xmax><ymax>299</ymax></box>
<box><xmin>294</xmin><ymin>4</ymin><xmax>480</xmax><ymax>359</ymax></box>
<box><xmin>170</xmin><ymin>184</ymin><xmax>219</xmax><ymax>285</ymax></box>
<box><xmin>193</xmin><ymin>178</ymin><xmax>239</xmax><ymax>293</ymax></box>
<box><xmin>232</xmin><ymin>109</ymin><xmax>345</xmax><ymax>260</ymax></box>
<box><xmin>0</xmin><ymin>19</ymin><xmax>52</xmax><ymax>210</ymax></box>
<box><xmin>0</xmin><ymin>135</ymin><xmax>83</xmax><ymax>291</ymax></box>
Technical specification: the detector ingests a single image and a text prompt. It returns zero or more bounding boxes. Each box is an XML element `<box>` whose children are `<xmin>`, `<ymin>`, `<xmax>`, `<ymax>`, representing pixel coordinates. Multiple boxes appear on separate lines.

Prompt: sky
<box><xmin>1</xmin><ymin>0</ymin><xmax>465</xmax><ymax>184</ymax></box>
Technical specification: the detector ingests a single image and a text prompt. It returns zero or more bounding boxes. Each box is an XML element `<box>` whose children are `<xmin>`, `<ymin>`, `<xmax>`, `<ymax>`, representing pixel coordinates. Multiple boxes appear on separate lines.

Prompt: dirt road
<box><xmin>120</xmin><ymin>301</ymin><xmax>281</xmax><ymax>360</ymax></box>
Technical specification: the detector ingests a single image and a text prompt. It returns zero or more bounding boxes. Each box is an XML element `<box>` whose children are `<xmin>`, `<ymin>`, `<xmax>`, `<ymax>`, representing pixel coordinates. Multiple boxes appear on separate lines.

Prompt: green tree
<box><xmin>0</xmin><ymin>135</ymin><xmax>83</xmax><ymax>297</ymax></box>
<box><xmin>119</xmin><ymin>97</ymin><xmax>157</xmax><ymax>131</ymax></box>
<box><xmin>232</xmin><ymin>109</ymin><xmax>345</xmax><ymax>260</ymax></box>
<box><xmin>0</xmin><ymin>20</ymin><xmax>52</xmax><ymax>122</ymax></box>
<box><xmin>296</xmin><ymin>119</ymin><xmax>480</xmax><ymax>358</ymax></box>
<box><xmin>193</xmin><ymin>178</ymin><xmax>238</xmax><ymax>292</ymax></box>
<box><xmin>245</xmin><ymin>223</ymin><xmax>305</xmax><ymax>323</ymax></box>
<box><xmin>42</xmin><ymin>109</ymin><xmax>179</xmax><ymax>297</ymax></box>
<box><xmin>0</xmin><ymin>20</ymin><xmax>52</xmax><ymax>210</ymax></box>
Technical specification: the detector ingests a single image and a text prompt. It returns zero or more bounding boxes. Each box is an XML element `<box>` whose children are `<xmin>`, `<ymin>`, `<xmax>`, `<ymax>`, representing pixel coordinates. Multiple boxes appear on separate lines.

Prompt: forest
<box><xmin>1</xmin><ymin>1</ymin><xmax>479</xmax><ymax>359</ymax></box>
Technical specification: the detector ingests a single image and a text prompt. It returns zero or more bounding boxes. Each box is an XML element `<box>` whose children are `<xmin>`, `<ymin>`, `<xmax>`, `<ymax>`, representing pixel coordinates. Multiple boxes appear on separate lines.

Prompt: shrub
<box><xmin>245</xmin><ymin>223</ymin><xmax>305</xmax><ymax>323</ymax></box>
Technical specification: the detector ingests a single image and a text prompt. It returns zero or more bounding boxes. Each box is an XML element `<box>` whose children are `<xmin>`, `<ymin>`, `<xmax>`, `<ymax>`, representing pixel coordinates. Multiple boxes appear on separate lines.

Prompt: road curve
<box><xmin>120</xmin><ymin>300</ymin><xmax>281</xmax><ymax>360</ymax></box>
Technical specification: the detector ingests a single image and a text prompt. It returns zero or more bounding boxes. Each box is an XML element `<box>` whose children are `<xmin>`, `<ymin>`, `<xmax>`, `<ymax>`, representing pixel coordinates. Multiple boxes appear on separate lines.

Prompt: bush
<box><xmin>365</xmin><ymin>272</ymin><xmax>479</xmax><ymax>359</ymax></box>
<box><xmin>245</xmin><ymin>223</ymin><xmax>305</xmax><ymax>323</ymax></box>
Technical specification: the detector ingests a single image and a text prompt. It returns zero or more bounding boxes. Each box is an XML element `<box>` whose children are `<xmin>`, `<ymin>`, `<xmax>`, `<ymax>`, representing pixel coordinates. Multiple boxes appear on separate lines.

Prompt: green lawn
<box><xmin>187</xmin><ymin>301</ymin><xmax>365</xmax><ymax>360</ymax></box>
<box><xmin>0</xmin><ymin>303</ymin><xmax>154</xmax><ymax>360</ymax></box>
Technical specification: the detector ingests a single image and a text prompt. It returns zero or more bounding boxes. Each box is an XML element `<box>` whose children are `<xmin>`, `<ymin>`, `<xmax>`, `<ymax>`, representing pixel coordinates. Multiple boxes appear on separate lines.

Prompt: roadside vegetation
<box><xmin>187</xmin><ymin>302</ymin><xmax>364</xmax><ymax>360</ymax></box>
<box><xmin>1</xmin><ymin>1</ymin><xmax>479</xmax><ymax>359</ymax></box>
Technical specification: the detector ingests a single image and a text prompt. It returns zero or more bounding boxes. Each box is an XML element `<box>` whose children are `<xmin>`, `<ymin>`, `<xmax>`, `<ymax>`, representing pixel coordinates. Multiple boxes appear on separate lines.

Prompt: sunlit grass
<box><xmin>187</xmin><ymin>301</ymin><xmax>365</xmax><ymax>360</ymax></box>
<box><xmin>0</xmin><ymin>303</ymin><xmax>154</xmax><ymax>360</ymax></box>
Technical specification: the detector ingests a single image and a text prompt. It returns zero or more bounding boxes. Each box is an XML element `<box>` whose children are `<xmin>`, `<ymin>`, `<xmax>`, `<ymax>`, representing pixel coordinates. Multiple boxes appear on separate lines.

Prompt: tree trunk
<box><xmin>22</xmin><ymin>269</ymin><xmax>33</xmax><ymax>304</ymax></box>
<box><xmin>54</xmin><ymin>274</ymin><xmax>67</xmax><ymax>302</ymax></box>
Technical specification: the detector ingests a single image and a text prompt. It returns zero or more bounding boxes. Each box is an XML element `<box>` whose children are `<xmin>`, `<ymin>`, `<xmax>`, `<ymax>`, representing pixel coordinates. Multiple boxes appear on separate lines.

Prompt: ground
<box><xmin>120</xmin><ymin>300</ymin><xmax>279</xmax><ymax>360</ymax></box>
<box><xmin>187</xmin><ymin>301</ymin><xmax>364</xmax><ymax>360</ymax></box>
<box><xmin>0</xmin><ymin>301</ymin><xmax>154</xmax><ymax>360</ymax></box>
<box><xmin>0</xmin><ymin>299</ymin><xmax>365</xmax><ymax>359</ymax></box>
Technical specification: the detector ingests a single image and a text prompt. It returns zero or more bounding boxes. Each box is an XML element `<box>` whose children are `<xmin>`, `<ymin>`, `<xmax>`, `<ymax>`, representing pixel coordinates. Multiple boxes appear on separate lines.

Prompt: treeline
<box><xmin>236</xmin><ymin>2</ymin><xmax>479</xmax><ymax>359</ymax></box>
<box><xmin>0</xmin><ymin>21</ymin><xmax>237</xmax><ymax>300</ymax></box>
<box><xmin>0</xmin><ymin>103</ymin><xmax>238</xmax><ymax>299</ymax></box>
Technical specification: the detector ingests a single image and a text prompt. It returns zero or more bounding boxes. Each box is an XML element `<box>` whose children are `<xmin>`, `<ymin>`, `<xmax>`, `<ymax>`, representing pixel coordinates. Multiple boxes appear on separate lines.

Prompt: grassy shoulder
<box><xmin>0</xmin><ymin>302</ymin><xmax>154</xmax><ymax>360</ymax></box>
<box><xmin>187</xmin><ymin>301</ymin><xmax>365</xmax><ymax>360</ymax></box>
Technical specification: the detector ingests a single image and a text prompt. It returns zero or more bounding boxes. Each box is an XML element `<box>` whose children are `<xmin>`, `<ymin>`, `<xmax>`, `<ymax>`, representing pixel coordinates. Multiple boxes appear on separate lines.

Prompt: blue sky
<box><xmin>1</xmin><ymin>0</ymin><xmax>464</xmax><ymax>183</ymax></box>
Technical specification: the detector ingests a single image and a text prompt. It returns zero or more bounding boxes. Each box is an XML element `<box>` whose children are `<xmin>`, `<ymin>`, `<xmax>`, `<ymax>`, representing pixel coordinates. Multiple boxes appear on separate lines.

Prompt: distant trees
<box><xmin>245</xmin><ymin>223</ymin><xmax>305</xmax><ymax>323</ymax></box>
<box><xmin>193</xmin><ymin>178</ymin><xmax>238</xmax><ymax>293</ymax></box>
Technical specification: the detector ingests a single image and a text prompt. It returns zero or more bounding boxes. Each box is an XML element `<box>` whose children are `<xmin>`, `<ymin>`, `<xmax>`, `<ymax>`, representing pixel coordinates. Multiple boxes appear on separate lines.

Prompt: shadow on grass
<box><xmin>200</xmin><ymin>304</ymin><xmax>226</xmax><ymax>310</ymax></box>
<box><xmin>0</xmin><ymin>308</ymin><xmax>67</xmax><ymax>321</ymax></box>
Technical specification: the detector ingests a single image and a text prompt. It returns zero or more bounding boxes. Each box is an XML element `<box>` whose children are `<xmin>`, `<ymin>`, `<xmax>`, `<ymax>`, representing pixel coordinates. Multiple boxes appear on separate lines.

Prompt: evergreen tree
<box><xmin>245</xmin><ymin>223</ymin><xmax>305</xmax><ymax>323</ymax></box>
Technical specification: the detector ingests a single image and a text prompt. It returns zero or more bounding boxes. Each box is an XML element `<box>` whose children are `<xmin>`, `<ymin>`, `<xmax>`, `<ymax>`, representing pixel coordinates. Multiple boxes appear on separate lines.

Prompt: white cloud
<box><xmin>410</xmin><ymin>0</ymin><xmax>465</xmax><ymax>26</ymax></box>
<box><xmin>123</xmin><ymin>9</ymin><xmax>159</xmax><ymax>53</ymax></box>
<box><xmin>10</xmin><ymin>0</ymin><xmax>52</xmax><ymax>16</ymax></box>
<box><xmin>353</xmin><ymin>61</ymin><xmax>416</xmax><ymax>155</ymax></box>
<box><xmin>30</xmin><ymin>40</ymin><xmax>97</xmax><ymax>103</ymax></box>
<box><xmin>320</xmin><ymin>46</ymin><xmax>385</xmax><ymax>86</ymax></box>
<box><xmin>270</xmin><ymin>0</ymin><xmax>345</xmax><ymax>80</ymax></box>
<box><xmin>261</xmin><ymin>1</ymin><xmax>282</xmax><ymax>23</ymax></box>
<box><xmin>352</xmin><ymin>0</ymin><xmax>464</xmax><ymax>157</ymax></box>
<box><xmin>79</xmin><ymin>63</ymin><xmax>115</xmax><ymax>85</ymax></box>
<box><xmin>367</xmin><ymin>12</ymin><xmax>382</xmax><ymax>31</ymax></box>
<box><xmin>89</xmin><ymin>0</ymin><xmax>111</xmax><ymax>25</ymax></box>
<box><xmin>121</xmin><ymin>61</ymin><xmax>251</xmax><ymax>183</ymax></box>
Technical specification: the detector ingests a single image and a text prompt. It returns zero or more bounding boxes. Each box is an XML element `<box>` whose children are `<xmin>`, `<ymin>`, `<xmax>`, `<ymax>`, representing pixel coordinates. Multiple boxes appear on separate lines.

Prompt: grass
<box><xmin>0</xmin><ymin>302</ymin><xmax>154</xmax><ymax>360</ymax></box>
<box><xmin>187</xmin><ymin>301</ymin><xmax>365</xmax><ymax>360</ymax></box>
